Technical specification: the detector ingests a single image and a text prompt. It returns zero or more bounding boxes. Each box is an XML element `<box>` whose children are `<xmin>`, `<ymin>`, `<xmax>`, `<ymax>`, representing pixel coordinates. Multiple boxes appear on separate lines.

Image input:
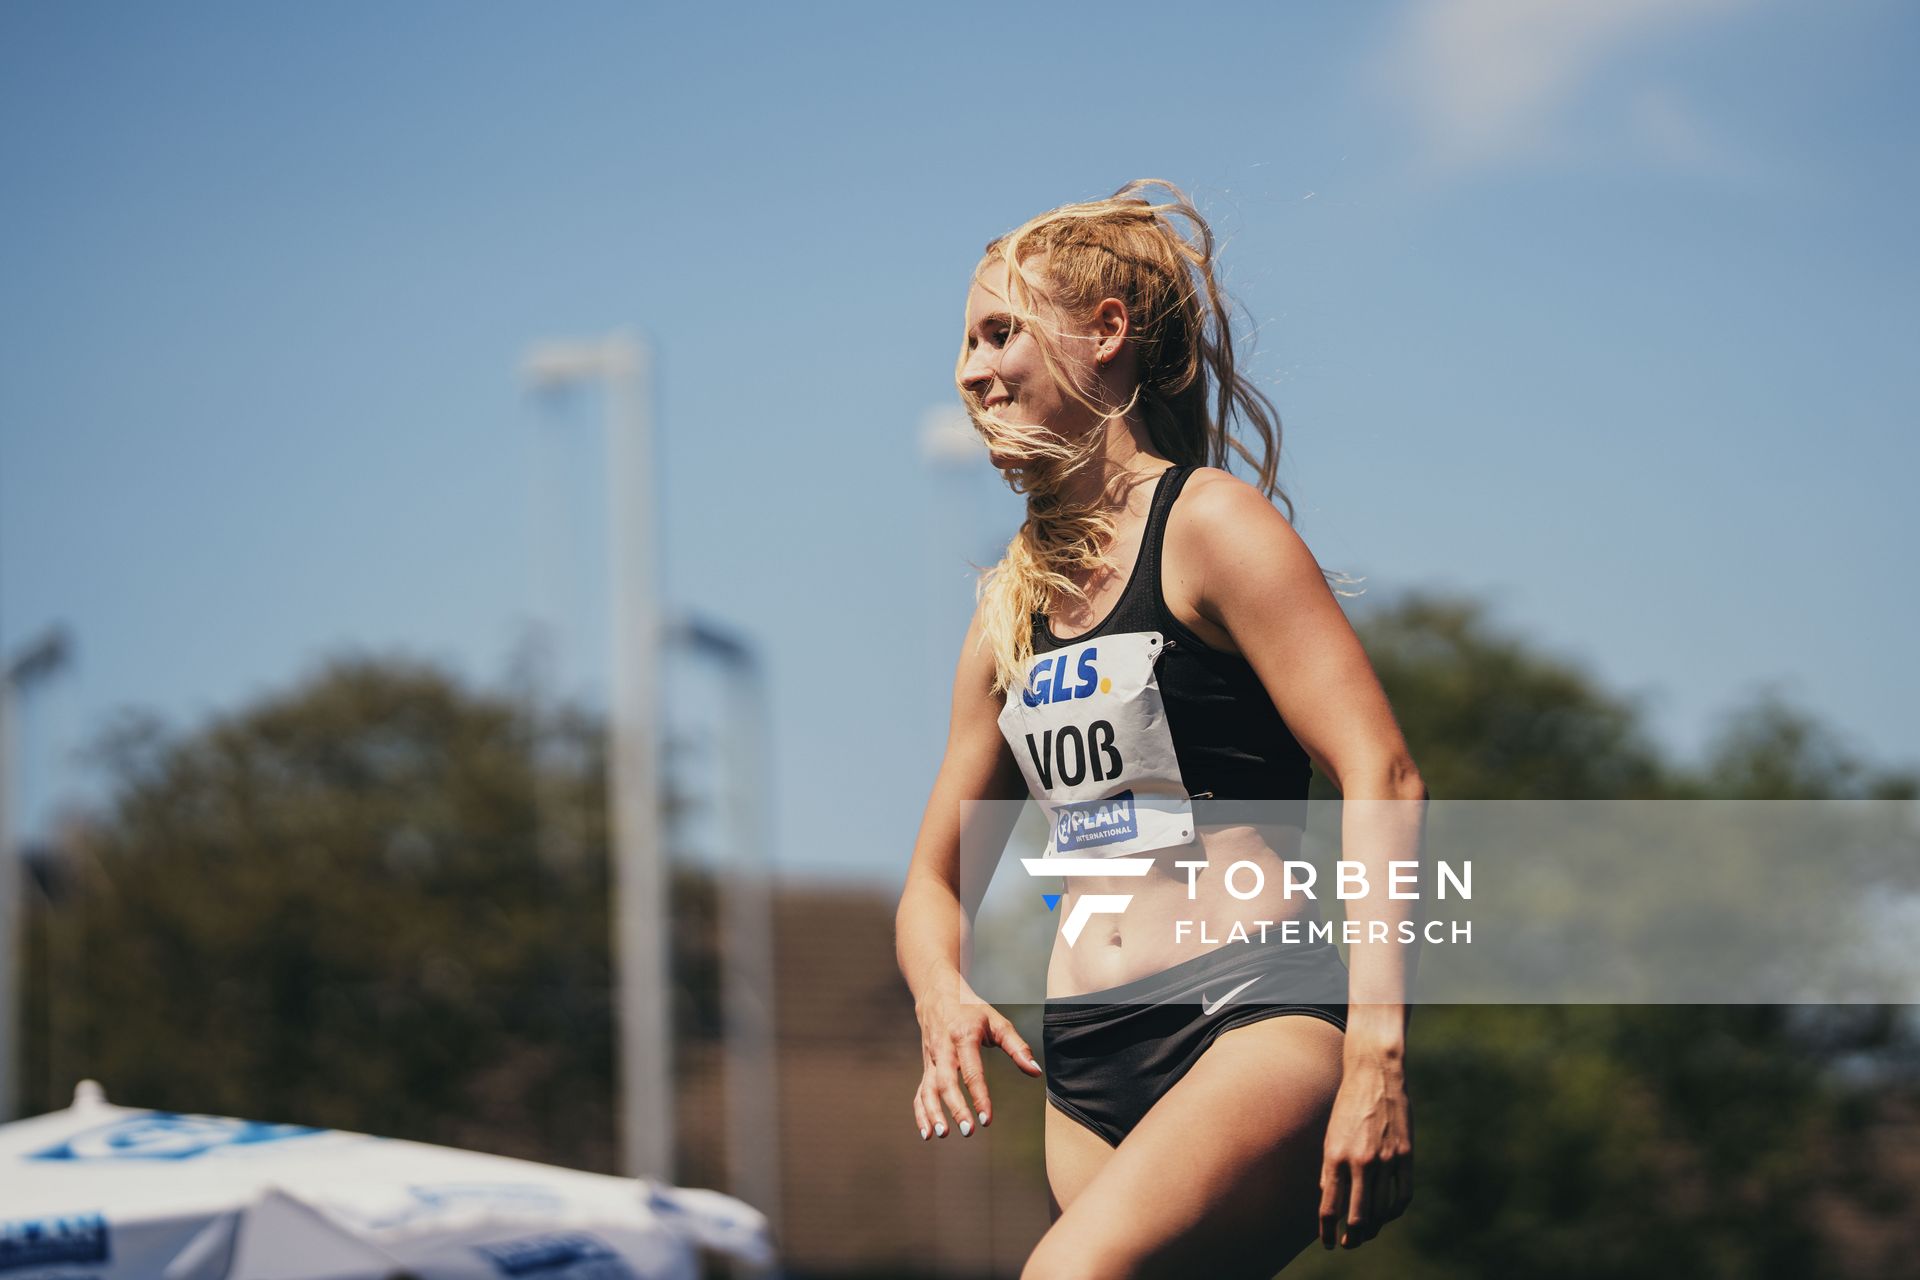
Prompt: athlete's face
<box><xmin>959</xmin><ymin>256</ymin><xmax>1106</xmax><ymax>469</ymax></box>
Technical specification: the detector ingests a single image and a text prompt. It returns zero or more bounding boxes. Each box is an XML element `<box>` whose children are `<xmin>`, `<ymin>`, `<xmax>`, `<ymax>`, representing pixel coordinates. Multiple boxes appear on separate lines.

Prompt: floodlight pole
<box><xmin>668</xmin><ymin>617</ymin><xmax>781</xmax><ymax>1252</ymax></box>
<box><xmin>0</xmin><ymin>625</ymin><xmax>73</xmax><ymax>1122</ymax></box>
<box><xmin>522</xmin><ymin>330</ymin><xmax>673</xmax><ymax>1183</ymax></box>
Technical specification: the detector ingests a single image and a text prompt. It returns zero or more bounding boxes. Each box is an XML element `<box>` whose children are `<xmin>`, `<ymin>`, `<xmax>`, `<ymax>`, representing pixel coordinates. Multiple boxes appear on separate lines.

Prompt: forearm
<box><xmin>895</xmin><ymin>871</ymin><xmax>975</xmax><ymax>1005</ymax></box>
<box><xmin>1335</xmin><ymin>768</ymin><xmax>1428</xmax><ymax>1062</ymax></box>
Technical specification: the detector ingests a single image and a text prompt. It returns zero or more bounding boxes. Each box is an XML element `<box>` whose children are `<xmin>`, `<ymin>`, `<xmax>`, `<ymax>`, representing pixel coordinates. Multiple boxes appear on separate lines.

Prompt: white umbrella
<box><xmin>0</xmin><ymin>1080</ymin><xmax>775</xmax><ymax>1279</ymax></box>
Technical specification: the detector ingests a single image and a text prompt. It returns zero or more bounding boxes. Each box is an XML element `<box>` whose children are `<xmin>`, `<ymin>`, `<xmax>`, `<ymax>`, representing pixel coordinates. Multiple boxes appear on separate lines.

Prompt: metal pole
<box><xmin>671</xmin><ymin>618</ymin><xmax>782</xmax><ymax>1260</ymax></box>
<box><xmin>522</xmin><ymin>334</ymin><xmax>674</xmax><ymax>1182</ymax></box>
<box><xmin>0</xmin><ymin>627</ymin><xmax>74</xmax><ymax>1122</ymax></box>
<box><xmin>718</xmin><ymin>656</ymin><xmax>780</xmax><ymax>1260</ymax></box>
<box><xmin>0</xmin><ymin>670</ymin><xmax>16</xmax><ymax>1122</ymax></box>
<box><xmin>602</xmin><ymin>331</ymin><xmax>675</xmax><ymax>1182</ymax></box>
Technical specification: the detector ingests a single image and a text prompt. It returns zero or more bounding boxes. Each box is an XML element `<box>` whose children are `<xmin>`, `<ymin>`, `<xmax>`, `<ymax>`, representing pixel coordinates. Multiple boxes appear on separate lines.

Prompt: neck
<box><xmin>1052</xmin><ymin>413</ymin><xmax>1171</xmax><ymax>512</ymax></box>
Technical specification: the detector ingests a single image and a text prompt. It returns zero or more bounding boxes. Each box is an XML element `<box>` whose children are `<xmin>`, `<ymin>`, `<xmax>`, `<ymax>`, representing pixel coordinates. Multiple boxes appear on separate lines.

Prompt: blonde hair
<box><xmin>959</xmin><ymin>178</ymin><xmax>1350</xmax><ymax>698</ymax></box>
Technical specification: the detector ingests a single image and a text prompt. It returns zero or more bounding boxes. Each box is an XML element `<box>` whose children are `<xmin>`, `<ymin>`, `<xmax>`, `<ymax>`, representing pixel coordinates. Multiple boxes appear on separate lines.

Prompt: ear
<box><xmin>1092</xmin><ymin>297</ymin><xmax>1130</xmax><ymax>362</ymax></box>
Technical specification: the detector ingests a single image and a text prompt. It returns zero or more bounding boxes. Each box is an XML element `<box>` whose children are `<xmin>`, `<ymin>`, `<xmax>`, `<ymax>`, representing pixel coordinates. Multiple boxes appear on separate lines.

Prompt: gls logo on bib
<box><xmin>1021</xmin><ymin>648</ymin><xmax>1104</xmax><ymax>707</ymax></box>
<box><xmin>998</xmin><ymin>631</ymin><xmax>1194</xmax><ymax>859</ymax></box>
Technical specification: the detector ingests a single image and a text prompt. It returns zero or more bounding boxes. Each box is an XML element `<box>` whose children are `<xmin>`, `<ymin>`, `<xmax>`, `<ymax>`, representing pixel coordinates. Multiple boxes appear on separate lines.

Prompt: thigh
<box><xmin>1045</xmin><ymin>1098</ymin><xmax>1118</xmax><ymax>1222</ymax></box>
<box><xmin>1023</xmin><ymin>1016</ymin><xmax>1344</xmax><ymax>1280</ymax></box>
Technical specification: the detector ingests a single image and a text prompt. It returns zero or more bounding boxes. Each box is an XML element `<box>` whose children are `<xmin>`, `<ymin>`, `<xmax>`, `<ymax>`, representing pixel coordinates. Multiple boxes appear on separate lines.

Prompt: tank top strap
<box><xmin>1027</xmin><ymin>464</ymin><xmax>1193</xmax><ymax>649</ymax></box>
<box><xmin>1097</xmin><ymin>463</ymin><xmax>1192</xmax><ymax>636</ymax></box>
<box><xmin>1137</xmin><ymin>463</ymin><xmax>1195</xmax><ymax>602</ymax></box>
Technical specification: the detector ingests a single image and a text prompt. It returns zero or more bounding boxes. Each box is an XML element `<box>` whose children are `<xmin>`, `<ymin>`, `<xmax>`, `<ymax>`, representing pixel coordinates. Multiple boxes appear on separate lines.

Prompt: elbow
<box><xmin>1330</xmin><ymin>752</ymin><xmax>1426</xmax><ymax>801</ymax></box>
<box><xmin>1390</xmin><ymin>754</ymin><xmax>1428</xmax><ymax>802</ymax></box>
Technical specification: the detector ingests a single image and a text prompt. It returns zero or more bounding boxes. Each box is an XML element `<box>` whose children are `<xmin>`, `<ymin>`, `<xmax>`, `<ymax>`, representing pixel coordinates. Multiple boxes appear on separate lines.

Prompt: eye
<box><xmin>969</xmin><ymin>323</ymin><xmax>1011</xmax><ymax>352</ymax></box>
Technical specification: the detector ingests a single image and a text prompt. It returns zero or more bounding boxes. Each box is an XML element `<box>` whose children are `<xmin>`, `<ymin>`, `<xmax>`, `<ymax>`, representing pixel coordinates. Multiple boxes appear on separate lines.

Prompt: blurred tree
<box><xmin>1692</xmin><ymin>684</ymin><xmax>1920</xmax><ymax>801</ymax></box>
<box><xmin>1341</xmin><ymin>592</ymin><xmax>1669</xmax><ymax>802</ymax></box>
<box><xmin>1279</xmin><ymin>592</ymin><xmax>1920</xmax><ymax>1279</ymax></box>
<box><xmin>22</xmin><ymin>650</ymin><xmax>626</xmax><ymax>1170</ymax></box>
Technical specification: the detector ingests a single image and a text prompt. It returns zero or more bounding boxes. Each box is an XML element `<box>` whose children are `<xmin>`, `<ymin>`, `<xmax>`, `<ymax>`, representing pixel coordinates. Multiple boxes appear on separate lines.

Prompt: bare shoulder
<box><xmin>1173</xmin><ymin>466</ymin><xmax>1308</xmax><ymax>565</ymax></box>
<box><xmin>1179</xmin><ymin>464</ymin><xmax>1288</xmax><ymax>519</ymax></box>
<box><xmin>1164</xmin><ymin>467</ymin><xmax>1318</xmax><ymax>647</ymax></box>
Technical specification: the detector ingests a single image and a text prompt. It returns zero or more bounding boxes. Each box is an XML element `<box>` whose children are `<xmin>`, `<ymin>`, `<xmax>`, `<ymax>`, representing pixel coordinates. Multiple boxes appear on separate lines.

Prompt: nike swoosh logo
<box><xmin>1200</xmin><ymin>976</ymin><xmax>1262</xmax><ymax>1016</ymax></box>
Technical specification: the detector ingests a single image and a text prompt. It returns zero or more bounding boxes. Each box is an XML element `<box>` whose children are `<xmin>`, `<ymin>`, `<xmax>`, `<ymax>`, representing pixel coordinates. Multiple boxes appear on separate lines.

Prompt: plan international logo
<box><xmin>1054</xmin><ymin>790</ymin><xmax>1138</xmax><ymax>852</ymax></box>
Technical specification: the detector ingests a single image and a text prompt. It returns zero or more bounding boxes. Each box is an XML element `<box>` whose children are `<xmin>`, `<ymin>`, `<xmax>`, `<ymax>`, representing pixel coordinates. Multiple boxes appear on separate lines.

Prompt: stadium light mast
<box><xmin>0</xmin><ymin>624</ymin><xmax>74</xmax><ymax>1121</ymax></box>
<box><xmin>666</xmin><ymin>617</ymin><xmax>781</xmax><ymax>1249</ymax></box>
<box><xmin>521</xmin><ymin>330</ymin><xmax>673</xmax><ymax>1182</ymax></box>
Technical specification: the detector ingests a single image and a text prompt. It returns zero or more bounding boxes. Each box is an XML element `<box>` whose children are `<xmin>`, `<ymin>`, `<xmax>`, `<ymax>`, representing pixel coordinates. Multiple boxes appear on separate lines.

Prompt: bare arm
<box><xmin>1182</xmin><ymin>469</ymin><xmax>1426</xmax><ymax>1247</ymax></box>
<box><xmin>894</xmin><ymin>603</ymin><xmax>1041</xmax><ymax>1139</ymax></box>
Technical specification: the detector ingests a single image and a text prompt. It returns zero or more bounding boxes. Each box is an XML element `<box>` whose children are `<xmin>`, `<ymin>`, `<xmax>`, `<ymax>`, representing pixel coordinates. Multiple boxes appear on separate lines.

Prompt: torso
<box><xmin>1018</xmin><ymin>463</ymin><xmax>1323</xmax><ymax>998</ymax></box>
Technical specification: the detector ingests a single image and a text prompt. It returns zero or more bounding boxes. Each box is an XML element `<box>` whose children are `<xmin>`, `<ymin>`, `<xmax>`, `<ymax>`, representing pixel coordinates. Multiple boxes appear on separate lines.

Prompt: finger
<box><xmin>919</xmin><ymin>1069</ymin><xmax>950</xmax><ymax>1138</ymax></box>
<box><xmin>954</xmin><ymin>1036</ymin><xmax>992</xmax><ymax>1130</ymax></box>
<box><xmin>989</xmin><ymin>1013</ymin><xmax>1043</xmax><ymax>1076</ymax></box>
<box><xmin>1361</xmin><ymin>1162</ymin><xmax>1388</xmax><ymax>1245</ymax></box>
<box><xmin>1344</xmin><ymin>1162</ymin><xmax>1368</xmax><ymax>1249</ymax></box>
<box><xmin>1357</xmin><ymin>1160</ymin><xmax>1383</xmax><ymax>1242</ymax></box>
<box><xmin>936</xmin><ymin>1052</ymin><xmax>977</xmax><ymax>1137</ymax></box>
<box><xmin>1374</xmin><ymin>1166</ymin><xmax>1397</xmax><ymax>1225</ymax></box>
<box><xmin>912</xmin><ymin>1088</ymin><xmax>930</xmax><ymax>1141</ymax></box>
<box><xmin>1320</xmin><ymin>1163</ymin><xmax>1349</xmax><ymax>1251</ymax></box>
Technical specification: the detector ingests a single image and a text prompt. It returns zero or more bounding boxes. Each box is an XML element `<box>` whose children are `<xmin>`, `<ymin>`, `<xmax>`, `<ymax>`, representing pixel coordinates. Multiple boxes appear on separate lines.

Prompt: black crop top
<box><xmin>1026</xmin><ymin>464</ymin><xmax>1313</xmax><ymax>803</ymax></box>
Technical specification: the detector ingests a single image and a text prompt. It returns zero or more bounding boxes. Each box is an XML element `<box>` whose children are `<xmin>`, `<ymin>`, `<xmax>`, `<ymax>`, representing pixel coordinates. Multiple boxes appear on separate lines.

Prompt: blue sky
<box><xmin>2</xmin><ymin>0</ymin><xmax>1914</xmax><ymax>881</ymax></box>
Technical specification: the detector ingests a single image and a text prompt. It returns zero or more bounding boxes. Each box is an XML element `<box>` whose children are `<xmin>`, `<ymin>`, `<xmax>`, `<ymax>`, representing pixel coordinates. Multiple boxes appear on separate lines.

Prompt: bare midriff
<box><xmin>1044</xmin><ymin>821</ymin><xmax>1324</xmax><ymax>999</ymax></box>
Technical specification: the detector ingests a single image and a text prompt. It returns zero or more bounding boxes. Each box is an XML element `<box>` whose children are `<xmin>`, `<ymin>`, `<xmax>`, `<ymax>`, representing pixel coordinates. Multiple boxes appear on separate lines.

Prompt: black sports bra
<box><xmin>1013</xmin><ymin>466</ymin><xmax>1313</xmax><ymax>805</ymax></box>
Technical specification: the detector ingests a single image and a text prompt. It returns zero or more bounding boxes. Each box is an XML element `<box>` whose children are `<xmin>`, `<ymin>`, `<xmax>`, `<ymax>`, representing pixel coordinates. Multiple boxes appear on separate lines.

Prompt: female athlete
<box><xmin>895</xmin><ymin>179</ymin><xmax>1426</xmax><ymax>1278</ymax></box>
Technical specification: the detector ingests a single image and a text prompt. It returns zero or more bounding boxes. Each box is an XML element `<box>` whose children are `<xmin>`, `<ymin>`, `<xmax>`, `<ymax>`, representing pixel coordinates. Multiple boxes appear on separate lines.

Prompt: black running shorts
<box><xmin>1042</xmin><ymin>938</ymin><xmax>1349</xmax><ymax>1148</ymax></box>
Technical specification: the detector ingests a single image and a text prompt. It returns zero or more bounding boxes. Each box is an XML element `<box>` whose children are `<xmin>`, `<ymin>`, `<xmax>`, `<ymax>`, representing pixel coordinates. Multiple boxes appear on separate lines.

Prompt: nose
<box><xmin>960</xmin><ymin>345</ymin><xmax>997</xmax><ymax>403</ymax></box>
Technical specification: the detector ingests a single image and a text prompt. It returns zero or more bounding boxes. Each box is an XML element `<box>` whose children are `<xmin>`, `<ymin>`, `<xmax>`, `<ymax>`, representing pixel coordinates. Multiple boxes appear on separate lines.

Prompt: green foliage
<box><xmin>1693</xmin><ymin>688</ymin><xmax>1920</xmax><ymax>801</ymax></box>
<box><xmin>1285</xmin><ymin>593</ymin><xmax>1920</xmax><ymax>1277</ymax></box>
<box><xmin>24</xmin><ymin>652</ymin><xmax>622</xmax><ymax>1169</ymax></box>
<box><xmin>1344</xmin><ymin>592</ymin><xmax>1669</xmax><ymax>800</ymax></box>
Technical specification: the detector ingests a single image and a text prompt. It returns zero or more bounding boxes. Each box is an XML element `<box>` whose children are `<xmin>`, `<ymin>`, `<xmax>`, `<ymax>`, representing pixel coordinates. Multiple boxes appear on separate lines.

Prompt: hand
<box><xmin>1318</xmin><ymin>1057</ymin><xmax>1413</xmax><ymax>1249</ymax></box>
<box><xmin>912</xmin><ymin>974</ymin><xmax>1043</xmax><ymax>1141</ymax></box>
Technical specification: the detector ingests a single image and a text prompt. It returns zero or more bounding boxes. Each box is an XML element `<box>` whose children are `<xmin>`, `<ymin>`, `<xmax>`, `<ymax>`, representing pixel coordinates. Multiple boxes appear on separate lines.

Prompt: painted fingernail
<box><xmin>920</xmin><ymin>1125</ymin><xmax>929</xmax><ymax>1140</ymax></box>
<box><xmin>959</xmin><ymin>1119</ymin><xmax>972</xmax><ymax>1136</ymax></box>
<box><xmin>978</xmin><ymin>1110</ymin><xmax>989</xmax><ymax>1127</ymax></box>
<box><xmin>935</xmin><ymin>1122</ymin><xmax>946</xmax><ymax>1137</ymax></box>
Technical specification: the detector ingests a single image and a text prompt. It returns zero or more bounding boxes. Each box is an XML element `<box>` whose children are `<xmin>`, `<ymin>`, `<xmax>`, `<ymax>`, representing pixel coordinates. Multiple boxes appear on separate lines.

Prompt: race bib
<box><xmin>997</xmin><ymin>630</ymin><xmax>1195</xmax><ymax>858</ymax></box>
